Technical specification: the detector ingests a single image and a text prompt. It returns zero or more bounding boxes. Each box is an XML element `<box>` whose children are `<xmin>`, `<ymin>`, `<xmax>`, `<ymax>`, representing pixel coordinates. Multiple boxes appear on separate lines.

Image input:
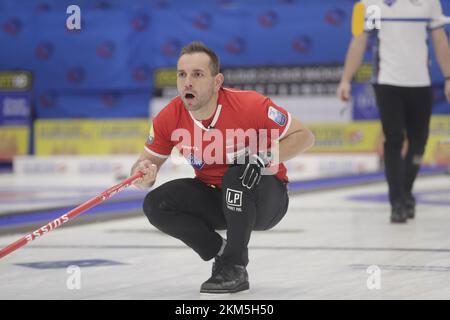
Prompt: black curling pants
<box><xmin>143</xmin><ymin>165</ymin><xmax>289</xmax><ymax>266</ymax></box>
<box><xmin>373</xmin><ymin>84</ymin><xmax>433</xmax><ymax>206</ymax></box>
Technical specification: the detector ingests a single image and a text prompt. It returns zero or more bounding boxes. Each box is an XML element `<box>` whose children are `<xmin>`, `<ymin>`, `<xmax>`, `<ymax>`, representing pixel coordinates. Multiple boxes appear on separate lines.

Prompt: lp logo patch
<box><xmin>226</xmin><ymin>188</ymin><xmax>243</xmax><ymax>212</ymax></box>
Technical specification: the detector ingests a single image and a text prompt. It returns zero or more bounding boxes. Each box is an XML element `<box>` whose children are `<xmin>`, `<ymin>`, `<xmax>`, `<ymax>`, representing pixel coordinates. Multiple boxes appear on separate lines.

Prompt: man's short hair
<box><xmin>179</xmin><ymin>41</ymin><xmax>220</xmax><ymax>76</ymax></box>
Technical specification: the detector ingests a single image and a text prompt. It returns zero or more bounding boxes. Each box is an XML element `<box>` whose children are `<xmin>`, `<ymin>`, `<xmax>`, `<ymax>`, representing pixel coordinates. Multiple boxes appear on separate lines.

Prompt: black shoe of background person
<box><xmin>390</xmin><ymin>202</ymin><xmax>408</xmax><ymax>223</ymax></box>
<box><xmin>200</xmin><ymin>261</ymin><xmax>249</xmax><ymax>294</ymax></box>
<box><xmin>405</xmin><ymin>196</ymin><xmax>416</xmax><ymax>219</ymax></box>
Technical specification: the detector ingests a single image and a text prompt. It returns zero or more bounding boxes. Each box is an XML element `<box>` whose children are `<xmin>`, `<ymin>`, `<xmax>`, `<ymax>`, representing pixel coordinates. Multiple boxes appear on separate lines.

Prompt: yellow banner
<box><xmin>155</xmin><ymin>69</ymin><xmax>177</xmax><ymax>88</ymax></box>
<box><xmin>35</xmin><ymin>119</ymin><xmax>150</xmax><ymax>155</ymax></box>
<box><xmin>309</xmin><ymin>121</ymin><xmax>381</xmax><ymax>152</ymax></box>
<box><xmin>424</xmin><ymin>116</ymin><xmax>450</xmax><ymax>165</ymax></box>
<box><xmin>0</xmin><ymin>126</ymin><xmax>29</xmax><ymax>159</ymax></box>
<box><xmin>33</xmin><ymin>117</ymin><xmax>450</xmax><ymax>164</ymax></box>
<box><xmin>309</xmin><ymin>117</ymin><xmax>450</xmax><ymax>166</ymax></box>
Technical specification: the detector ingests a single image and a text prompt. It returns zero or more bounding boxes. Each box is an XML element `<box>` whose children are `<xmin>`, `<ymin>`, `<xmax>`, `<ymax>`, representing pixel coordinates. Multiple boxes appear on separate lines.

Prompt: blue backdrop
<box><xmin>0</xmin><ymin>0</ymin><xmax>449</xmax><ymax>119</ymax></box>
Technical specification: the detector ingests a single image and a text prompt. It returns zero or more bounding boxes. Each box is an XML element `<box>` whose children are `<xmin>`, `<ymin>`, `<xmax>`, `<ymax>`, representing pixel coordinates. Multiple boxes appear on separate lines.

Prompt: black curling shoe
<box><xmin>200</xmin><ymin>263</ymin><xmax>249</xmax><ymax>294</ymax></box>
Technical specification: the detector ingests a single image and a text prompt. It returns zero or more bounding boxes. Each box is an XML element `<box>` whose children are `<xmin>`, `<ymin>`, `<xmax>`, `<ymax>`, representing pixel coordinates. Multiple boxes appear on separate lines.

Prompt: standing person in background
<box><xmin>131</xmin><ymin>42</ymin><xmax>315</xmax><ymax>294</ymax></box>
<box><xmin>337</xmin><ymin>0</ymin><xmax>450</xmax><ymax>223</ymax></box>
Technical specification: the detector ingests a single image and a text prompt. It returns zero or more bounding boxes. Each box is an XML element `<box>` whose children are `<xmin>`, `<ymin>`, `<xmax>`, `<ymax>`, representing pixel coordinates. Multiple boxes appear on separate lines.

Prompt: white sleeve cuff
<box><xmin>144</xmin><ymin>146</ymin><xmax>170</xmax><ymax>159</ymax></box>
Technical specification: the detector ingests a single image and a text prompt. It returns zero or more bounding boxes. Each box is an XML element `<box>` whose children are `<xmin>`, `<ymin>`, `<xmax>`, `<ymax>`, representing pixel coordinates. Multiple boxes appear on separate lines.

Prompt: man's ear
<box><xmin>215</xmin><ymin>73</ymin><xmax>224</xmax><ymax>90</ymax></box>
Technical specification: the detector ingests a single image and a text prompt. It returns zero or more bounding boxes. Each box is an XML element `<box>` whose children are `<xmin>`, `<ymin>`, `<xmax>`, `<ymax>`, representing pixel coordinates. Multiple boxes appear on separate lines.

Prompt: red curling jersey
<box><xmin>144</xmin><ymin>87</ymin><xmax>292</xmax><ymax>187</ymax></box>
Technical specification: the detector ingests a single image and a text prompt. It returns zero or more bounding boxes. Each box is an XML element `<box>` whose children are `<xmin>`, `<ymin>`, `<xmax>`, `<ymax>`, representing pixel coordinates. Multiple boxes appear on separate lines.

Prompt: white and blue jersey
<box><xmin>362</xmin><ymin>0</ymin><xmax>448</xmax><ymax>86</ymax></box>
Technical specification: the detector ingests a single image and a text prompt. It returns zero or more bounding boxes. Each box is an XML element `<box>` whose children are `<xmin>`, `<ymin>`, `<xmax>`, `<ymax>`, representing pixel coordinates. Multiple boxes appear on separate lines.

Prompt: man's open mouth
<box><xmin>185</xmin><ymin>93</ymin><xmax>195</xmax><ymax>99</ymax></box>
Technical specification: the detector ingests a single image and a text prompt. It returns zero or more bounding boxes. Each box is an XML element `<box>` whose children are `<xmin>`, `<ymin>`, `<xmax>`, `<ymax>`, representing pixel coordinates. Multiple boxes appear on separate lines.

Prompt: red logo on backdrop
<box><xmin>3</xmin><ymin>17</ymin><xmax>22</xmax><ymax>35</ymax></box>
<box><xmin>36</xmin><ymin>3</ymin><xmax>51</xmax><ymax>12</ymax></box>
<box><xmin>292</xmin><ymin>35</ymin><xmax>312</xmax><ymax>53</ymax></box>
<box><xmin>96</xmin><ymin>41</ymin><xmax>115</xmax><ymax>58</ymax></box>
<box><xmin>66</xmin><ymin>66</ymin><xmax>85</xmax><ymax>84</ymax></box>
<box><xmin>132</xmin><ymin>64</ymin><xmax>151</xmax><ymax>82</ymax></box>
<box><xmin>217</xmin><ymin>0</ymin><xmax>235</xmax><ymax>8</ymax></box>
<box><xmin>101</xmin><ymin>92</ymin><xmax>121</xmax><ymax>107</ymax></box>
<box><xmin>193</xmin><ymin>12</ymin><xmax>212</xmax><ymax>30</ymax></box>
<box><xmin>93</xmin><ymin>1</ymin><xmax>112</xmax><ymax>10</ymax></box>
<box><xmin>154</xmin><ymin>0</ymin><xmax>169</xmax><ymax>9</ymax></box>
<box><xmin>277</xmin><ymin>0</ymin><xmax>296</xmax><ymax>4</ymax></box>
<box><xmin>35</xmin><ymin>42</ymin><xmax>54</xmax><ymax>60</ymax></box>
<box><xmin>225</xmin><ymin>38</ymin><xmax>245</xmax><ymax>55</ymax></box>
<box><xmin>162</xmin><ymin>39</ymin><xmax>181</xmax><ymax>57</ymax></box>
<box><xmin>39</xmin><ymin>91</ymin><xmax>58</xmax><ymax>108</ymax></box>
<box><xmin>258</xmin><ymin>10</ymin><xmax>278</xmax><ymax>28</ymax></box>
<box><xmin>324</xmin><ymin>8</ymin><xmax>347</xmax><ymax>26</ymax></box>
<box><xmin>131</xmin><ymin>13</ymin><xmax>149</xmax><ymax>32</ymax></box>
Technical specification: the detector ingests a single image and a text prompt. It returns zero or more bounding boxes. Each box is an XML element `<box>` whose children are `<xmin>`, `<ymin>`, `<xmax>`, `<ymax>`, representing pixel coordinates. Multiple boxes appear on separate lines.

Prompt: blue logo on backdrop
<box><xmin>352</xmin><ymin>84</ymin><xmax>379</xmax><ymax>120</ymax></box>
<box><xmin>0</xmin><ymin>93</ymin><xmax>31</xmax><ymax>125</ymax></box>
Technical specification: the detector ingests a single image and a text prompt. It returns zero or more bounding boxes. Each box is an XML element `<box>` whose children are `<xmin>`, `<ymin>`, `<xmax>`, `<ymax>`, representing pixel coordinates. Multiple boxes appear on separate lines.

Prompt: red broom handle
<box><xmin>0</xmin><ymin>171</ymin><xmax>145</xmax><ymax>259</ymax></box>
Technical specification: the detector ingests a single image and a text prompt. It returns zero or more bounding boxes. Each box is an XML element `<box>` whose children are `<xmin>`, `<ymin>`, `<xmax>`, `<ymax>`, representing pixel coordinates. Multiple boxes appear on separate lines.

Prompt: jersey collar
<box><xmin>189</xmin><ymin>104</ymin><xmax>222</xmax><ymax>131</ymax></box>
